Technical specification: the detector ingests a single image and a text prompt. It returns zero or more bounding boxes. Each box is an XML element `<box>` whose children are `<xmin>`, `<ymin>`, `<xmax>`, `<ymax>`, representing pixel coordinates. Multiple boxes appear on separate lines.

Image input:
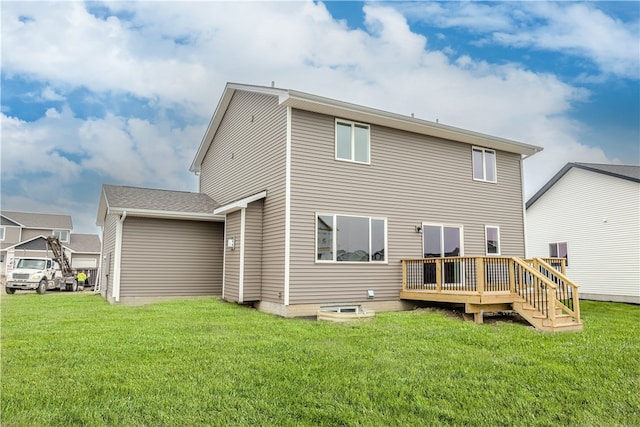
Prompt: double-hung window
<box><xmin>0</xmin><ymin>226</ymin><xmax>5</xmax><ymax>241</ymax></box>
<box><xmin>549</xmin><ymin>242</ymin><xmax>568</xmax><ymax>266</ymax></box>
<box><xmin>316</xmin><ymin>214</ymin><xmax>386</xmax><ymax>263</ymax></box>
<box><xmin>472</xmin><ymin>147</ymin><xmax>497</xmax><ymax>182</ymax></box>
<box><xmin>485</xmin><ymin>226</ymin><xmax>501</xmax><ymax>255</ymax></box>
<box><xmin>53</xmin><ymin>230</ymin><xmax>69</xmax><ymax>243</ymax></box>
<box><xmin>335</xmin><ymin>120</ymin><xmax>370</xmax><ymax>164</ymax></box>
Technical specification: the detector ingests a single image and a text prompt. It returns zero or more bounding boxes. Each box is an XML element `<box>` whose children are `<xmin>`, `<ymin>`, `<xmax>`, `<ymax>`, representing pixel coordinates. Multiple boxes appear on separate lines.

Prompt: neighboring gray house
<box><xmin>98</xmin><ymin>83</ymin><xmax>547</xmax><ymax>318</ymax></box>
<box><xmin>95</xmin><ymin>185</ymin><xmax>224</xmax><ymax>304</ymax></box>
<box><xmin>1</xmin><ymin>211</ymin><xmax>101</xmax><ymax>285</ymax></box>
<box><xmin>526</xmin><ymin>162</ymin><xmax>640</xmax><ymax>304</ymax></box>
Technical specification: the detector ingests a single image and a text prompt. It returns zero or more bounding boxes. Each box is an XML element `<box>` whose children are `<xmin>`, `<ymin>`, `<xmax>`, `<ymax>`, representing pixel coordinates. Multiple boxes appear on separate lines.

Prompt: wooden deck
<box><xmin>400</xmin><ymin>256</ymin><xmax>582</xmax><ymax>332</ymax></box>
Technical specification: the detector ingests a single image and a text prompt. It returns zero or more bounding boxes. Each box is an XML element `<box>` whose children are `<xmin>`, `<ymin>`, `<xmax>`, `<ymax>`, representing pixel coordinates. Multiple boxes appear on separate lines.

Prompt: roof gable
<box><xmin>4</xmin><ymin>233</ymin><xmax>100</xmax><ymax>254</ymax></box>
<box><xmin>190</xmin><ymin>82</ymin><xmax>543</xmax><ymax>173</ymax></box>
<box><xmin>526</xmin><ymin>162</ymin><xmax>640</xmax><ymax>209</ymax></box>
<box><xmin>0</xmin><ymin>211</ymin><xmax>72</xmax><ymax>230</ymax></box>
<box><xmin>7</xmin><ymin>235</ymin><xmax>49</xmax><ymax>251</ymax></box>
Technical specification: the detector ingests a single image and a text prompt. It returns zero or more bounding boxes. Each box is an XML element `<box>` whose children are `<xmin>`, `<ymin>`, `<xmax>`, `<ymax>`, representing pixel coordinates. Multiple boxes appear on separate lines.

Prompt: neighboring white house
<box><xmin>526</xmin><ymin>163</ymin><xmax>640</xmax><ymax>304</ymax></box>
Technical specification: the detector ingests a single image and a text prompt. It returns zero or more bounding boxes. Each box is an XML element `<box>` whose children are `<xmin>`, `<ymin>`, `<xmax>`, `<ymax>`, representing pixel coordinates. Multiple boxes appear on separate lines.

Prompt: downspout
<box><xmin>222</xmin><ymin>215</ymin><xmax>227</xmax><ymax>300</ymax></box>
<box><xmin>284</xmin><ymin>106</ymin><xmax>292</xmax><ymax>306</ymax></box>
<box><xmin>238</xmin><ymin>208</ymin><xmax>246</xmax><ymax>303</ymax></box>
<box><xmin>113</xmin><ymin>211</ymin><xmax>127</xmax><ymax>303</ymax></box>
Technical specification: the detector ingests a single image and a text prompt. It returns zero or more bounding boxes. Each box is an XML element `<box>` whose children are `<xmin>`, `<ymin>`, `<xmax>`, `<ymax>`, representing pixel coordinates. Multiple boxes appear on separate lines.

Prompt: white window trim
<box><xmin>421</xmin><ymin>222</ymin><xmax>465</xmax><ymax>257</ymax></box>
<box><xmin>484</xmin><ymin>225</ymin><xmax>501</xmax><ymax>256</ymax></box>
<box><xmin>315</xmin><ymin>213</ymin><xmax>387</xmax><ymax>264</ymax></box>
<box><xmin>334</xmin><ymin>119</ymin><xmax>371</xmax><ymax>165</ymax></box>
<box><xmin>53</xmin><ymin>229</ymin><xmax>69</xmax><ymax>243</ymax></box>
<box><xmin>0</xmin><ymin>226</ymin><xmax>5</xmax><ymax>241</ymax></box>
<box><xmin>472</xmin><ymin>146</ymin><xmax>497</xmax><ymax>183</ymax></box>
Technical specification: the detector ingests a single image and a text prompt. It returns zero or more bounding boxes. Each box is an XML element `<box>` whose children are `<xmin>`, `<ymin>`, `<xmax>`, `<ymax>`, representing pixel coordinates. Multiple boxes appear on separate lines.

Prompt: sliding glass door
<box><xmin>423</xmin><ymin>224</ymin><xmax>463</xmax><ymax>286</ymax></box>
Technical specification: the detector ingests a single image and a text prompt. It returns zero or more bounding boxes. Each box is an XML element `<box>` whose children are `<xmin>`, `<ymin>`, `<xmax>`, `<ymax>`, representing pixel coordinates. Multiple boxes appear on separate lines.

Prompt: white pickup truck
<box><xmin>5</xmin><ymin>257</ymin><xmax>77</xmax><ymax>294</ymax></box>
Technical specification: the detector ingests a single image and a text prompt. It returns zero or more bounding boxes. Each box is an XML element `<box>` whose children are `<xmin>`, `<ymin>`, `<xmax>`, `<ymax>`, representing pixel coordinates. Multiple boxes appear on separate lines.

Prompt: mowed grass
<box><xmin>1</xmin><ymin>293</ymin><xmax>639</xmax><ymax>426</ymax></box>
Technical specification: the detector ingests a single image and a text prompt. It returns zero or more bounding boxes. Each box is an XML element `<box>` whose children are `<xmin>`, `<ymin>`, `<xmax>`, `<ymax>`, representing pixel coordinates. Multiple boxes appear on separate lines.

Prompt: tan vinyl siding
<box><xmin>21</xmin><ymin>229</ymin><xmax>52</xmax><ymax>241</ymax></box>
<box><xmin>289</xmin><ymin>108</ymin><xmax>526</xmax><ymax>305</ymax></box>
<box><xmin>243</xmin><ymin>200</ymin><xmax>263</xmax><ymax>301</ymax></box>
<box><xmin>100</xmin><ymin>215</ymin><xmax>118</xmax><ymax>300</ymax></box>
<box><xmin>2</xmin><ymin>227</ymin><xmax>21</xmax><ymax>245</ymax></box>
<box><xmin>119</xmin><ymin>217</ymin><xmax>223</xmax><ymax>297</ymax></box>
<box><xmin>223</xmin><ymin>211</ymin><xmax>241</xmax><ymax>302</ymax></box>
<box><xmin>199</xmin><ymin>90</ymin><xmax>287</xmax><ymax>303</ymax></box>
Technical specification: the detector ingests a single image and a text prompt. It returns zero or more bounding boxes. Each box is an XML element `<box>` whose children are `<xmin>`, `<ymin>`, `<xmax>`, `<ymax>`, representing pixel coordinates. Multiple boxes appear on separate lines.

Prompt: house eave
<box><xmin>213</xmin><ymin>191</ymin><xmax>267</xmax><ymax>215</ymax></box>
<box><xmin>106</xmin><ymin>208</ymin><xmax>225</xmax><ymax>222</ymax></box>
<box><xmin>189</xmin><ymin>83</ymin><xmax>543</xmax><ymax>173</ymax></box>
<box><xmin>190</xmin><ymin>83</ymin><xmax>289</xmax><ymax>173</ymax></box>
<box><xmin>280</xmin><ymin>90</ymin><xmax>542</xmax><ymax>156</ymax></box>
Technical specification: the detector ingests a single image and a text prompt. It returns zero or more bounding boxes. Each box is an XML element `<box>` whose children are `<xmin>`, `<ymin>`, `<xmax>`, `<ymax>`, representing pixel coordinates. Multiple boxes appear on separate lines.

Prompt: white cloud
<box><xmin>399</xmin><ymin>1</ymin><xmax>640</xmax><ymax>79</ymax></box>
<box><xmin>0</xmin><ymin>1</ymin><xmax>627</xmax><ymax>233</ymax></box>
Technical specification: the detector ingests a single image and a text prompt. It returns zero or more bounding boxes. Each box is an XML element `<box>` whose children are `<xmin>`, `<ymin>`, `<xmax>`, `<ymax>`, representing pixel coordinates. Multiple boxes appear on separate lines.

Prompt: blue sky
<box><xmin>1</xmin><ymin>1</ymin><xmax>638</xmax><ymax>234</ymax></box>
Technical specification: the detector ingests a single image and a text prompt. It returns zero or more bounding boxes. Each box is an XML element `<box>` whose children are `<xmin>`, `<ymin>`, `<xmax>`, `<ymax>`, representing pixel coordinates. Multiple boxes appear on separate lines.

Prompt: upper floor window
<box><xmin>549</xmin><ymin>242</ymin><xmax>568</xmax><ymax>266</ymax></box>
<box><xmin>53</xmin><ymin>230</ymin><xmax>69</xmax><ymax>243</ymax></box>
<box><xmin>485</xmin><ymin>226</ymin><xmax>501</xmax><ymax>255</ymax></box>
<box><xmin>316</xmin><ymin>213</ymin><xmax>386</xmax><ymax>263</ymax></box>
<box><xmin>0</xmin><ymin>226</ymin><xmax>5</xmax><ymax>241</ymax></box>
<box><xmin>335</xmin><ymin>120</ymin><xmax>370</xmax><ymax>164</ymax></box>
<box><xmin>472</xmin><ymin>147</ymin><xmax>497</xmax><ymax>182</ymax></box>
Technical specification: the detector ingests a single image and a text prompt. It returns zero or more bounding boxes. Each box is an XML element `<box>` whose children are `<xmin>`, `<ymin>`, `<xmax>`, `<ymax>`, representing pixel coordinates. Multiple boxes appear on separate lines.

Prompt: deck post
<box><xmin>402</xmin><ymin>260</ymin><xmax>407</xmax><ymax>291</ymax></box>
<box><xmin>508</xmin><ymin>258</ymin><xmax>516</xmax><ymax>294</ymax></box>
<box><xmin>476</xmin><ymin>257</ymin><xmax>485</xmax><ymax>295</ymax></box>
<box><xmin>435</xmin><ymin>259</ymin><xmax>442</xmax><ymax>293</ymax></box>
<box><xmin>474</xmin><ymin>312</ymin><xmax>484</xmax><ymax>324</ymax></box>
<box><xmin>573</xmin><ymin>286</ymin><xmax>580</xmax><ymax>321</ymax></box>
<box><xmin>547</xmin><ymin>286</ymin><xmax>557</xmax><ymax>326</ymax></box>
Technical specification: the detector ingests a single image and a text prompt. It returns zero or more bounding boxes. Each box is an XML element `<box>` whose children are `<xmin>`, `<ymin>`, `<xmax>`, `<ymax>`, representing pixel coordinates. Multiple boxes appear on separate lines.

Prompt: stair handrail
<box><xmin>533</xmin><ymin>257</ymin><xmax>581</xmax><ymax>322</ymax></box>
<box><xmin>511</xmin><ymin>257</ymin><xmax>558</xmax><ymax>322</ymax></box>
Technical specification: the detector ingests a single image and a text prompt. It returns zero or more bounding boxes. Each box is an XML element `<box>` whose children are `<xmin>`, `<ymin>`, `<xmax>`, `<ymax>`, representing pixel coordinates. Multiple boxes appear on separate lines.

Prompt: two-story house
<box><xmin>97</xmin><ymin>83</ymin><xmax>582</xmax><ymax>331</ymax></box>
<box><xmin>1</xmin><ymin>211</ymin><xmax>101</xmax><ymax>286</ymax></box>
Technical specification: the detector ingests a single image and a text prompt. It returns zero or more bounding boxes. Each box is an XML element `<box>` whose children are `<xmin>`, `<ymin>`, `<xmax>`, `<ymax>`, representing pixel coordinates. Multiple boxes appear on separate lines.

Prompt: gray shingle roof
<box><xmin>67</xmin><ymin>234</ymin><xmax>101</xmax><ymax>253</ymax></box>
<box><xmin>526</xmin><ymin>162</ymin><xmax>640</xmax><ymax>209</ymax></box>
<box><xmin>103</xmin><ymin>185</ymin><xmax>218</xmax><ymax>213</ymax></box>
<box><xmin>572</xmin><ymin>162</ymin><xmax>640</xmax><ymax>181</ymax></box>
<box><xmin>0</xmin><ymin>211</ymin><xmax>73</xmax><ymax>229</ymax></box>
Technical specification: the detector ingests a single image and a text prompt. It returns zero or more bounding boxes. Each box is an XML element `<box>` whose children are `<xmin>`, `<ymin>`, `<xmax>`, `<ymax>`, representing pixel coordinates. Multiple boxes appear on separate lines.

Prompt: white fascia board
<box><xmin>280</xmin><ymin>91</ymin><xmax>542</xmax><ymax>157</ymax></box>
<box><xmin>106</xmin><ymin>208</ymin><xmax>224</xmax><ymax>222</ymax></box>
<box><xmin>96</xmin><ymin>187</ymin><xmax>109</xmax><ymax>226</ymax></box>
<box><xmin>213</xmin><ymin>191</ymin><xmax>267</xmax><ymax>215</ymax></box>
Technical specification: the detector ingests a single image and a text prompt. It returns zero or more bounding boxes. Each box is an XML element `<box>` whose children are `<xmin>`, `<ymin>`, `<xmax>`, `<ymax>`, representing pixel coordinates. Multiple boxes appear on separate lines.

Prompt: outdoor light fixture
<box><xmin>415</xmin><ymin>226</ymin><xmax>422</xmax><ymax>233</ymax></box>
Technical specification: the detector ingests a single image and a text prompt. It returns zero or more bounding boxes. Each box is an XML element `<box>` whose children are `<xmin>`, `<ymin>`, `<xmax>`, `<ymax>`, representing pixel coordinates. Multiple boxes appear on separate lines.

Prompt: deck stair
<box><xmin>400</xmin><ymin>256</ymin><xmax>583</xmax><ymax>333</ymax></box>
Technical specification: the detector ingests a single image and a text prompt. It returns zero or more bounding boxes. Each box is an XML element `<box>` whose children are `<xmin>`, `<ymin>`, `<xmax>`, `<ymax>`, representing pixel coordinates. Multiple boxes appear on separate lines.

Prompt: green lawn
<box><xmin>1</xmin><ymin>293</ymin><xmax>639</xmax><ymax>426</ymax></box>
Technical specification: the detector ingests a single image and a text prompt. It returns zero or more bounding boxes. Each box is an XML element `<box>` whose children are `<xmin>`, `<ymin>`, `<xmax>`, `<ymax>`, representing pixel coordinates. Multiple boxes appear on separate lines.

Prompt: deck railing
<box><xmin>524</xmin><ymin>257</ymin><xmax>580</xmax><ymax>321</ymax></box>
<box><xmin>402</xmin><ymin>256</ymin><xmax>515</xmax><ymax>294</ymax></box>
<box><xmin>401</xmin><ymin>256</ymin><xmax>580</xmax><ymax>324</ymax></box>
